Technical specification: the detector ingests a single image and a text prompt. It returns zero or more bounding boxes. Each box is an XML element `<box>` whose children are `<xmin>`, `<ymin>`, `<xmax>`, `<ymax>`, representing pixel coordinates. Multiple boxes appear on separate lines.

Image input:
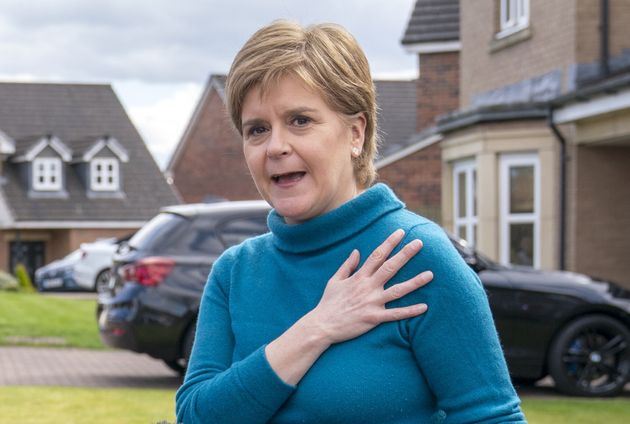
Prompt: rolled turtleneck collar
<box><xmin>267</xmin><ymin>183</ymin><xmax>404</xmax><ymax>253</ymax></box>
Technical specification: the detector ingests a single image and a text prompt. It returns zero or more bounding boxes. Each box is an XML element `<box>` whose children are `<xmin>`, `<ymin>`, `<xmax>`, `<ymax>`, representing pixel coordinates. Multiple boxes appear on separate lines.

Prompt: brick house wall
<box><xmin>571</xmin><ymin>145</ymin><xmax>630</xmax><ymax>285</ymax></box>
<box><xmin>377</xmin><ymin>143</ymin><xmax>443</xmax><ymax>221</ymax></box>
<box><xmin>377</xmin><ymin>51</ymin><xmax>459</xmax><ymax>222</ymax></box>
<box><xmin>170</xmin><ymin>89</ymin><xmax>260</xmax><ymax>203</ymax></box>
<box><xmin>460</xmin><ymin>0</ymin><xmax>577</xmax><ymax>105</ymax></box>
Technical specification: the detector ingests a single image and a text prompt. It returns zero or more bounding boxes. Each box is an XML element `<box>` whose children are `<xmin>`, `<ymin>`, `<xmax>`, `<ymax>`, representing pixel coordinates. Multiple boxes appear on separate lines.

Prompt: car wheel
<box><xmin>548</xmin><ymin>314</ymin><xmax>630</xmax><ymax>396</ymax></box>
<box><xmin>94</xmin><ymin>269</ymin><xmax>111</xmax><ymax>293</ymax></box>
<box><xmin>163</xmin><ymin>324</ymin><xmax>196</xmax><ymax>376</ymax></box>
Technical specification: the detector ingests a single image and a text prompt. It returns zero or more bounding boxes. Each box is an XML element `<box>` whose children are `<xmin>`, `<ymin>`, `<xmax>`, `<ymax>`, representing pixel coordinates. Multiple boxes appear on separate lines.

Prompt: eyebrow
<box><xmin>242</xmin><ymin>107</ymin><xmax>320</xmax><ymax>129</ymax></box>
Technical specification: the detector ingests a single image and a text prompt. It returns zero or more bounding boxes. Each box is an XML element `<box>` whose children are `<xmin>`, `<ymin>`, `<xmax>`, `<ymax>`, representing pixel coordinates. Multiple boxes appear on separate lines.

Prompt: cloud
<box><xmin>0</xmin><ymin>0</ymin><xmax>416</xmax><ymax>83</ymax></box>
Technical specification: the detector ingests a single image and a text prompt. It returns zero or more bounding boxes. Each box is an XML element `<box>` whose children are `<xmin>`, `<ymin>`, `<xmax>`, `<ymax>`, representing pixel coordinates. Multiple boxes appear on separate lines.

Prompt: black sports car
<box><xmin>450</xmin><ymin>236</ymin><xmax>630</xmax><ymax>396</ymax></box>
<box><xmin>97</xmin><ymin>202</ymin><xmax>630</xmax><ymax>396</ymax></box>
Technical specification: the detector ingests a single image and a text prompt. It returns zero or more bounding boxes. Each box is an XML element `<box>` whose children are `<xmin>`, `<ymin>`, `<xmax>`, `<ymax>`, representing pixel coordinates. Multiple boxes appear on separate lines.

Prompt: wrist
<box><xmin>299</xmin><ymin>310</ymin><xmax>334</xmax><ymax>351</ymax></box>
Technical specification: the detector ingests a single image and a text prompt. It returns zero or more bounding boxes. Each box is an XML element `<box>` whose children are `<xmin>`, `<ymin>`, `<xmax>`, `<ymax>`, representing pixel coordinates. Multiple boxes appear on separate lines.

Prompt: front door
<box><xmin>9</xmin><ymin>241</ymin><xmax>45</xmax><ymax>284</ymax></box>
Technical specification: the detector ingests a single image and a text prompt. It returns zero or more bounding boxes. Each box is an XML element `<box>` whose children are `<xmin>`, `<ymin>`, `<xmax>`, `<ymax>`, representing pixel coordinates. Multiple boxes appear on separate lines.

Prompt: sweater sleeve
<box><xmin>175</xmin><ymin>250</ymin><xmax>296</xmax><ymax>423</ymax></box>
<box><xmin>403</xmin><ymin>223</ymin><xmax>526</xmax><ymax>424</ymax></box>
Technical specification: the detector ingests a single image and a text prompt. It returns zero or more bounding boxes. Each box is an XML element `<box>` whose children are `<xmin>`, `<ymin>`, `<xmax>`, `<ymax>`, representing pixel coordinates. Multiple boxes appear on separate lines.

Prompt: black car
<box><xmin>97</xmin><ymin>202</ymin><xmax>630</xmax><ymax>397</ymax></box>
<box><xmin>97</xmin><ymin>200</ymin><xmax>271</xmax><ymax>374</ymax></box>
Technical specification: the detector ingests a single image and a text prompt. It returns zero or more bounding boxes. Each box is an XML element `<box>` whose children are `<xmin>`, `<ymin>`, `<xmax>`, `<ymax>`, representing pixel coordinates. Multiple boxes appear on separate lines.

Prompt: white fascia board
<box><xmin>375</xmin><ymin>133</ymin><xmax>443</xmax><ymax>169</ymax></box>
<box><xmin>0</xmin><ymin>130</ymin><xmax>16</xmax><ymax>154</ymax></box>
<box><xmin>0</xmin><ymin>189</ymin><xmax>15</xmax><ymax>227</ymax></box>
<box><xmin>165</xmin><ymin>78</ymin><xmax>216</xmax><ymax>172</ymax></box>
<box><xmin>106</xmin><ymin>138</ymin><xmax>130</xmax><ymax>162</ymax></box>
<box><xmin>403</xmin><ymin>41</ymin><xmax>461</xmax><ymax>55</ymax></box>
<box><xmin>554</xmin><ymin>88</ymin><xmax>630</xmax><ymax>124</ymax></box>
<box><xmin>19</xmin><ymin>136</ymin><xmax>72</xmax><ymax>162</ymax></box>
<box><xmin>12</xmin><ymin>221</ymin><xmax>146</xmax><ymax>229</ymax></box>
<box><xmin>84</xmin><ymin>137</ymin><xmax>129</xmax><ymax>162</ymax></box>
<box><xmin>49</xmin><ymin>136</ymin><xmax>73</xmax><ymax>162</ymax></box>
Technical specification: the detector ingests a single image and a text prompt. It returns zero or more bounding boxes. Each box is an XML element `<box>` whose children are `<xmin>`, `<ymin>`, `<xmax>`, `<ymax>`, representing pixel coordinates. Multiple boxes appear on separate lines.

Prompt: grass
<box><xmin>520</xmin><ymin>397</ymin><xmax>630</xmax><ymax>423</ymax></box>
<box><xmin>0</xmin><ymin>386</ymin><xmax>176</xmax><ymax>424</ymax></box>
<box><xmin>0</xmin><ymin>291</ymin><xmax>104</xmax><ymax>349</ymax></box>
<box><xmin>0</xmin><ymin>386</ymin><xmax>629</xmax><ymax>423</ymax></box>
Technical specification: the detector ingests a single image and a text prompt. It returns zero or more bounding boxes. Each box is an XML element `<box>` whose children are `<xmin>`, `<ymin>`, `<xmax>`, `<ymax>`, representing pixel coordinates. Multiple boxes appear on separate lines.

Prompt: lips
<box><xmin>271</xmin><ymin>171</ymin><xmax>306</xmax><ymax>185</ymax></box>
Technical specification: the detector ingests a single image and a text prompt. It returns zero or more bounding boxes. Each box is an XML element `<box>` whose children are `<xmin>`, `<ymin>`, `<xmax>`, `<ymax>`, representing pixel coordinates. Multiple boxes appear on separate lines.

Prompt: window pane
<box><xmin>457</xmin><ymin>225</ymin><xmax>466</xmax><ymax>241</ymax></box>
<box><xmin>510</xmin><ymin>165</ymin><xmax>534</xmax><ymax>213</ymax></box>
<box><xmin>458</xmin><ymin>172</ymin><xmax>467</xmax><ymax>218</ymax></box>
<box><xmin>472</xmin><ymin>169</ymin><xmax>477</xmax><ymax>216</ymax></box>
<box><xmin>509</xmin><ymin>223</ymin><xmax>533</xmax><ymax>266</ymax></box>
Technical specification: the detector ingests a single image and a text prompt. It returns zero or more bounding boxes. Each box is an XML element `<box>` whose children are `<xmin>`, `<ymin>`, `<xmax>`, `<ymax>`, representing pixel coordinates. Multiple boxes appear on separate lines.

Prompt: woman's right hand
<box><xmin>306</xmin><ymin>229</ymin><xmax>433</xmax><ymax>345</ymax></box>
<box><xmin>265</xmin><ymin>229</ymin><xmax>432</xmax><ymax>385</ymax></box>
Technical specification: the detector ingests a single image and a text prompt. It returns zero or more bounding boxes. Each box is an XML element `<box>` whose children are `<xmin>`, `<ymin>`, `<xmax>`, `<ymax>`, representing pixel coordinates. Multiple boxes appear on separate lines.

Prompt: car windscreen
<box><xmin>128</xmin><ymin>213</ymin><xmax>189</xmax><ymax>252</ymax></box>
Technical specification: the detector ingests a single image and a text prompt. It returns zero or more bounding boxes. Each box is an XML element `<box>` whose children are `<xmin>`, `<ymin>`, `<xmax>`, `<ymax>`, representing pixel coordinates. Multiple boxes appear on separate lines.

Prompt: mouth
<box><xmin>271</xmin><ymin>171</ymin><xmax>306</xmax><ymax>185</ymax></box>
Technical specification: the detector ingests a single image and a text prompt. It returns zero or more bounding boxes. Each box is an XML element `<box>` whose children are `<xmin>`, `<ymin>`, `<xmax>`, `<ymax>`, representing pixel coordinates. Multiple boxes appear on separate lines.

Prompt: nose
<box><xmin>266</xmin><ymin>128</ymin><xmax>291</xmax><ymax>159</ymax></box>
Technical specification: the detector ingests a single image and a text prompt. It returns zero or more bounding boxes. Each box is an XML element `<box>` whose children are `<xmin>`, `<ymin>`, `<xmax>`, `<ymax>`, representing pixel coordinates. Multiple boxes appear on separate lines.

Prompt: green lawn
<box><xmin>0</xmin><ymin>386</ymin><xmax>629</xmax><ymax>424</ymax></box>
<box><xmin>0</xmin><ymin>386</ymin><xmax>175</xmax><ymax>424</ymax></box>
<box><xmin>521</xmin><ymin>397</ymin><xmax>630</xmax><ymax>423</ymax></box>
<box><xmin>0</xmin><ymin>291</ymin><xmax>104</xmax><ymax>349</ymax></box>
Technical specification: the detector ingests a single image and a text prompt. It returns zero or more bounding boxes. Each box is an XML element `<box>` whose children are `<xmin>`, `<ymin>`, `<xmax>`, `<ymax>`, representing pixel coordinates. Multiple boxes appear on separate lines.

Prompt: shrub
<box><xmin>0</xmin><ymin>270</ymin><xmax>19</xmax><ymax>291</ymax></box>
<box><xmin>14</xmin><ymin>263</ymin><xmax>35</xmax><ymax>293</ymax></box>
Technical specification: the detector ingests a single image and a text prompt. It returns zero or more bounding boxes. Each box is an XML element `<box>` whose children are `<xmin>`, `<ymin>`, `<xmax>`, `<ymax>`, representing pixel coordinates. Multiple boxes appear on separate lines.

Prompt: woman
<box><xmin>176</xmin><ymin>20</ymin><xmax>526</xmax><ymax>423</ymax></box>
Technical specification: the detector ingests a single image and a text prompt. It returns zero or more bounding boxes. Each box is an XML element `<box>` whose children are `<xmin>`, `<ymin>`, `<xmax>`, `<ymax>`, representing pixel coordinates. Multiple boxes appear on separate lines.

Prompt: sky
<box><xmin>0</xmin><ymin>0</ymin><xmax>418</xmax><ymax>169</ymax></box>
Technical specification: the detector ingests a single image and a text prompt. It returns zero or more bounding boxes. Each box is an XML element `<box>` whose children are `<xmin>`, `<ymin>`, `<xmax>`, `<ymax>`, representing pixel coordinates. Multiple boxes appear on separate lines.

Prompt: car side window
<box><xmin>218</xmin><ymin>214</ymin><xmax>269</xmax><ymax>248</ymax></box>
<box><xmin>182</xmin><ymin>216</ymin><xmax>225</xmax><ymax>255</ymax></box>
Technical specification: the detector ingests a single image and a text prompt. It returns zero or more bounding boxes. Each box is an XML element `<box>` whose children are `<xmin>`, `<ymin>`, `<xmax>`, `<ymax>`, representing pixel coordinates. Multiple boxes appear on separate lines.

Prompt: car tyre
<box><xmin>548</xmin><ymin>314</ymin><xmax>630</xmax><ymax>397</ymax></box>
<box><xmin>163</xmin><ymin>323</ymin><xmax>196</xmax><ymax>376</ymax></box>
<box><xmin>94</xmin><ymin>269</ymin><xmax>112</xmax><ymax>294</ymax></box>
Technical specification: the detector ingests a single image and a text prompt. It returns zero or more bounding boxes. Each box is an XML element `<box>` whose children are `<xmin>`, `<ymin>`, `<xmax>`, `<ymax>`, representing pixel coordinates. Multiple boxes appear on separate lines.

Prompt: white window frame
<box><xmin>32</xmin><ymin>157</ymin><xmax>62</xmax><ymax>191</ymax></box>
<box><xmin>453</xmin><ymin>160</ymin><xmax>478</xmax><ymax>246</ymax></box>
<box><xmin>498</xmin><ymin>0</ymin><xmax>530</xmax><ymax>38</ymax></box>
<box><xmin>500</xmin><ymin>153</ymin><xmax>540</xmax><ymax>268</ymax></box>
<box><xmin>90</xmin><ymin>158</ymin><xmax>119</xmax><ymax>191</ymax></box>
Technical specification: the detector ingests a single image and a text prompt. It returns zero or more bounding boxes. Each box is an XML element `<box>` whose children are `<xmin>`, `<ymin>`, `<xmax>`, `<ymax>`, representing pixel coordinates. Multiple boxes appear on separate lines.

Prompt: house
<box><xmin>165</xmin><ymin>75</ymin><xmax>421</xmax><ymax>209</ymax></box>
<box><xmin>0</xmin><ymin>82</ymin><xmax>179</xmax><ymax>278</ymax></box>
<box><xmin>376</xmin><ymin>0</ymin><xmax>460</xmax><ymax>222</ymax></box>
<box><xmin>398</xmin><ymin>0</ymin><xmax>630</xmax><ymax>288</ymax></box>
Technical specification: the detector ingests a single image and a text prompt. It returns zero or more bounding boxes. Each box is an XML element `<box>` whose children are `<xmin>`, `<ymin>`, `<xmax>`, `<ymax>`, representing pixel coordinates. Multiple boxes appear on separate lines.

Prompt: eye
<box><xmin>291</xmin><ymin>115</ymin><xmax>311</xmax><ymax>127</ymax></box>
<box><xmin>246</xmin><ymin>125</ymin><xmax>268</xmax><ymax>137</ymax></box>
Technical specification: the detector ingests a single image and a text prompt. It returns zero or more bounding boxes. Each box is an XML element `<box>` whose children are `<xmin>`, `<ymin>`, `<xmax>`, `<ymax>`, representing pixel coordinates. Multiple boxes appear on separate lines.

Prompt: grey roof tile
<box><xmin>401</xmin><ymin>0</ymin><xmax>460</xmax><ymax>45</ymax></box>
<box><xmin>0</xmin><ymin>82</ymin><xmax>178</xmax><ymax>223</ymax></box>
<box><xmin>374</xmin><ymin>80</ymin><xmax>417</xmax><ymax>159</ymax></box>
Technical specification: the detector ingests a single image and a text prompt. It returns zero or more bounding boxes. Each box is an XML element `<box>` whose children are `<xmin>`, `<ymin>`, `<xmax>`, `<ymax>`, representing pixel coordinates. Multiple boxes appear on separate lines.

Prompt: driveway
<box><xmin>0</xmin><ymin>346</ymin><xmax>181</xmax><ymax>389</ymax></box>
<box><xmin>1</xmin><ymin>346</ymin><xmax>628</xmax><ymax>398</ymax></box>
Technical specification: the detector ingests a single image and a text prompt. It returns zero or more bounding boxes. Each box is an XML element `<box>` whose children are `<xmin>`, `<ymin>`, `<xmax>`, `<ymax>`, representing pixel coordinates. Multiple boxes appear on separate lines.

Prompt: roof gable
<box><xmin>76</xmin><ymin>135</ymin><xmax>130</xmax><ymax>163</ymax></box>
<box><xmin>166</xmin><ymin>74</ymin><xmax>228</xmax><ymax>172</ymax></box>
<box><xmin>11</xmin><ymin>134</ymin><xmax>72</xmax><ymax>162</ymax></box>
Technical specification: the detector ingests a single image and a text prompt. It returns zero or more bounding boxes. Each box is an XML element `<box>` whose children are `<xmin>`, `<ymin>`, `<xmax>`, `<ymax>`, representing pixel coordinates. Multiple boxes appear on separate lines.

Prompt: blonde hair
<box><xmin>225</xmin><ymin>20</ymin><xmax>379</xmax><ymax>187</ymax></box>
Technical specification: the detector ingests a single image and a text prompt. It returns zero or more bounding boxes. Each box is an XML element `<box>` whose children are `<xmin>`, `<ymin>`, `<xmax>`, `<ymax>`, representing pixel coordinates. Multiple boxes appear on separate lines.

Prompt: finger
<box><xmin>382</xmin><ymin>271</ymin><xmax>433</xmax><ymax>302</ymax></box>
<box><xmin>330</xmin><ymin>249</ymin><xmax>360</xmax><ymax>280</ymax></box>
<box><xmin>373</xmin><ymin>239</ymin><xmax>423</xmax><ymax>284</ymax></box>
<box><xmin>379</xmin><ymin>303</ymin><xmax>428</xmax><ymax>322</ymax></box>
<box><xmin>357</xmin><ymin>229</ymin><xmax>405</xmax><ymax>277</ymax></box>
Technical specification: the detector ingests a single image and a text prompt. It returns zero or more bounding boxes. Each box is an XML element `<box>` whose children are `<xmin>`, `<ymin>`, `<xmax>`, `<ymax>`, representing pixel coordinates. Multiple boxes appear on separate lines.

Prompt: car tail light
<box><xmin>119</xmin><ymin>257</ymin><xmax>175</xmax><ymax>287</ymax></box>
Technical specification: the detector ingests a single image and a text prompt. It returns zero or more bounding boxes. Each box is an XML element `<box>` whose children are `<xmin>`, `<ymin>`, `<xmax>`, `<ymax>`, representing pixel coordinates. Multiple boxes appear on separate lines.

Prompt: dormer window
<box><xmin>497</xmin><ymin>0</ymin><xmax>529</xmax><ymax>38</ymax></box>
<box><xmin>33</xmin><ymin>157</ymin><xmax>63</xmax><ymax>191</ymax></box>
<box><xmin>91</xmin><ymin>158</ymin><xmax>119</xmax><ymax>191</ymax></box>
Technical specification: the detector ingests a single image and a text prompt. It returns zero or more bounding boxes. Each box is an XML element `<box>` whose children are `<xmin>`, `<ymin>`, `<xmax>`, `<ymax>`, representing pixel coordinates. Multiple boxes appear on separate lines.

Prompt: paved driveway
<box><xmin>0</xmin><ymin>346</ymin><xmax>181</xmax><ymax>389</ymax></box>
<box><xmin>2</xmin><ymin>346</ymin><xmax>629</xmax><ymax>398</ymax></box>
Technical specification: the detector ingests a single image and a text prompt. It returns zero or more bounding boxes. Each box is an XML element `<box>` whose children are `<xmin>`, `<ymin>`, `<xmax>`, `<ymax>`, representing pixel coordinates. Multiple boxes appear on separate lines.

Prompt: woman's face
<box><xmin>241</xmin><ymin>75</ymin><xmax>366</xmax><ymax>224</ymax></box>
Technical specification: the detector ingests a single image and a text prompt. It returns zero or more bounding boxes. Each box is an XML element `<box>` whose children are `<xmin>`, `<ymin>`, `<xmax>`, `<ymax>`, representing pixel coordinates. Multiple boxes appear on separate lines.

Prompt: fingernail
<box><xmin>417</xmin><ymin>303</ymin><xmax>428</xmax><ymax>312</ymax></box>
<box><xmin>421</xmin><ymin>271</ymin><xmax>434</xmax><ymax>281</ymax></box>
<box><xmin>395</xmin><ymin>229</ymin><xmax>405</xmax><ymax>237</ymax></box>
<box><xmin>409</xmin><ymin>239</ymin><xmax>422</xmax><ymax>249</ymax></box>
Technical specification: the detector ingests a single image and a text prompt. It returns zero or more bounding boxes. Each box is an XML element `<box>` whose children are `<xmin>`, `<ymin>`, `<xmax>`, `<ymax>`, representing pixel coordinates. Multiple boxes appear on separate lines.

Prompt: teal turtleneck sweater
<box><xmin>176</xmin><ymin>184</ymin><xmax>526</xmax><ymax>423</ymax></box>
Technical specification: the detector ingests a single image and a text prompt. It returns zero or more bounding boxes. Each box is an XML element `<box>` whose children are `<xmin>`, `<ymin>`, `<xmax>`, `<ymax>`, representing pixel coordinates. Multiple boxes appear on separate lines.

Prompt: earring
<box><xmin>351</xmin><ymin>147</ymin><xmax>361</xmax><ymax>157</ymax></box>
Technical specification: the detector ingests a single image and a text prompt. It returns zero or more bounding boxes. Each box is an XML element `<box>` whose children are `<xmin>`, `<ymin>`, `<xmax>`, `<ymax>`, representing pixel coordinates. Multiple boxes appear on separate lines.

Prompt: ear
<box><xmin>349</xmin><ymin>112</ymin><xmax>367</xmax><ymax>153</ymax></box>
